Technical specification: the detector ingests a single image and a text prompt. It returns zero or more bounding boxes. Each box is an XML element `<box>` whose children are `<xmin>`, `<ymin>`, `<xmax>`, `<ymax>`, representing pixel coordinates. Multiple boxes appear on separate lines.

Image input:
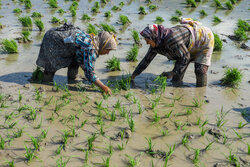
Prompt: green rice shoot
<box><xmin>106</xmin><ymin>56</ymin><xmax>121</xmax><ymax>71</ymax></box>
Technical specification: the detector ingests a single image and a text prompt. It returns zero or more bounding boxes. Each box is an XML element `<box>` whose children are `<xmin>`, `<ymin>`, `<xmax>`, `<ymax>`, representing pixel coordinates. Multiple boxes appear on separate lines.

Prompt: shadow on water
<box><xmin>232</xmin><ymin>107</ymin><xmax>250</xmax><ymax>123</ymax></box>
<box><xmin>0</xmin><ymin>72</ymin><xmax>67</xmax><ymax>85</ymax></box>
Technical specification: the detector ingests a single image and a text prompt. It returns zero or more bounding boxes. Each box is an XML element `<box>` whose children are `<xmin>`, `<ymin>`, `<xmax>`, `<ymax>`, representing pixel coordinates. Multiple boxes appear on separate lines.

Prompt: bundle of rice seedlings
<box><xmin>155</xmin><ymin>16</ymin><xmax>164</xmax><ymax>24</ymax></box>
<box><xmin>31</xmin><ymin>12</ymin><xmax>42</xmax><ymax>18</ymax></box>
<box><xmin>34</xmin><ymin>19</ymin><xmax>44</xmax><ymax>31</ymax></box>
<box><xmin>48</xmin><ymin>0</ymin><xmax>58</xmax><ymax>8</ymax></box>
<box><xmin>199</xmin><ymin>10</ymin><xmax>207</xmax><ymax>16</ymax></box>
<box><xmin>25</xmin><ymin>0</ymin><xmax>32</xmax><ymax>9</ymax></box>
<box><xmin>119</xmin><ymin>15</ymin><xmax>131</xmax><ymax>25</ymax></box>
<box><xmin>18</xmin><ymin>16</ymin><xmax>32</xmax><ymax>27</ymax></box>
<box><xmin>225</xmin><ymin>1</ymin><xmax>233</xmax><ymax>10</ymax></box>
<box><xmin>186</xmin><ymin>0</ymin><xmax>197</xmax><ymax>7</ymax></box>
<box><xmin>213</xmin><ymin>16</ymin><xmax>222</xmax><ymax>23</ymax></box>
<box><xmin>51</xmin><ymin>16</ymin><xmax>60</xmax><ymax>23</ymax></box>
<box><xmin>139</xmin><ymin>6</ymin><xmax>147</xmax><ymax>15</ymax></box>
<box><xmin>221</xmin><ymin>67</ymin><xmax>243</xmax><ymax>88</ymax></box>
<box><xmin>100</xmin><ymin>23</ymin><xmax>116</xmax><ymax>33</ymax></box>
<box><xmin>87</xmin><ymin>24</ymin><xmax>98</xmax><ymax>35</ymax></box>
<box><xmin>126</xmin><ymin>45</ymin><xmax>138</xmax><ymax>61</ymax></box>
<box><xmin>31</xmin><ymin>67</ymin><xmax>44</xmax><ymax>82</ymax></box>
<box><xmin>21</xmin><ymin>30</ymin><xmax>31</xmax><ymax>42</ymax></box>
<box><xmin>106</xmin><ymin>56</ymin><xmax>121</xmax><ymax>71</ymax></box>
<box><xmin>81</xmin><ymin>14</ymin><xmax>91</xmax><ymax>21</ymax></box>
<box><xmin>13</xmin><ymin>8</ymin><xmax>22</xmax><ymax>14</ymax></box>
<box><xmin>213</xmin><ymin>33</ymin><xmax>222</xmax><ymax>51</ymax></box>
<box><xmin>1</xmin><ymin>39</ymin><xmax>18</xmax><ymax>53</ymax></box>
<box><xmin>104</xmin><ymin>11</ymin><xmax>111</xmax><ymax>18</ymax></box>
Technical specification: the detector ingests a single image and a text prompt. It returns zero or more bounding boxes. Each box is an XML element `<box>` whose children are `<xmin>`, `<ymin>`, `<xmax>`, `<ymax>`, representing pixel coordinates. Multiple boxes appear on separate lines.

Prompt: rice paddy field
<box><xmin>0</xmin><ymin>0</ymin><xmax>249</xmax><ymax>166</ymax></box>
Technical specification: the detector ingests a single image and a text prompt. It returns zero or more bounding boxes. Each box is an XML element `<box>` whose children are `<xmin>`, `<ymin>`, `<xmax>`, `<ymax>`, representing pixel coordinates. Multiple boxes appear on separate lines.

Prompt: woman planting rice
<box><xmin>131</xmin><ymin>18</ymin><xmax>214</xmax><ymax>87</ymax></box>
<box><xmin>36</xmin><ymin>24</ymin><xmax>118</xmax><ymax>95</ymax></box>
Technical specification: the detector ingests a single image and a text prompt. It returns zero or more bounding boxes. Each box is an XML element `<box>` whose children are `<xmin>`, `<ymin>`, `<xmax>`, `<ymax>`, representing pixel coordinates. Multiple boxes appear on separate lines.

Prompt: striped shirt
<box><xmin>132</xmin><ymin>25</ymin><xmax>191</xmax><ymax>77</ymax></box>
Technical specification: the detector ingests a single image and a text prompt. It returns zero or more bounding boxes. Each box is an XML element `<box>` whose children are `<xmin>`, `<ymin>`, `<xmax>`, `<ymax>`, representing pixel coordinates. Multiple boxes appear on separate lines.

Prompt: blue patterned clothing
<box><xmin>73</xmin><ymin>30</ymin><xmax>99</xmax><ymax>83</ymax></box>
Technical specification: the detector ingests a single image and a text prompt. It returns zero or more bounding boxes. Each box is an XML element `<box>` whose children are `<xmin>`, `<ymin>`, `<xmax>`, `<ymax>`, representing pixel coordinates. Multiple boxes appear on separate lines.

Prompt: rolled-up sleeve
<box><xmin>132</xmin><ymin>47</ymin><xmax>157</xmax><ymax>77</ymax></box>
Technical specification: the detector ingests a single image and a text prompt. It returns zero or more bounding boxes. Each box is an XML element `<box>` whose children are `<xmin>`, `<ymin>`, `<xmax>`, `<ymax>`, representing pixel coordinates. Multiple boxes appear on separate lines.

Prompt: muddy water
<box><xmin>0</xmin><ymin>0</ymin><xmax>250</xmax><ymax>167</ymax></box>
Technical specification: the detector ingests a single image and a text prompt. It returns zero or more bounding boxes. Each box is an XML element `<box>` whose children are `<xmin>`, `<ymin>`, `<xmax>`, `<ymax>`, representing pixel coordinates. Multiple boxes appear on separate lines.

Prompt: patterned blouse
<box><xmin>73</xmin><ymin>30</ymin><xmax>98</xmax><ymax>83</ymax></box>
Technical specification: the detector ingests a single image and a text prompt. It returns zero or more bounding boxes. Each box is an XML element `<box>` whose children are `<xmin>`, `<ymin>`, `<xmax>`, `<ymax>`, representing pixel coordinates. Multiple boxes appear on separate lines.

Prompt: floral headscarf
<box><xmin>140</xmin><ymin>24</ymin><xmax>170</xmax><ymax>46</ymax></box>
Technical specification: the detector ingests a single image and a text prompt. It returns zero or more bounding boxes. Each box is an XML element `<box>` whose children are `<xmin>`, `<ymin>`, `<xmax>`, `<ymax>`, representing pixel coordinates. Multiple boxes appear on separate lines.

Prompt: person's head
<box><xmin>140</xmin><ymin>24</ymin><xmax>160</xmax><ymax>48</ymax></box>
<box><xmin>98</xmin><ymin>31</ymin><xmax>118</xmax><ymax>55</ymax></box>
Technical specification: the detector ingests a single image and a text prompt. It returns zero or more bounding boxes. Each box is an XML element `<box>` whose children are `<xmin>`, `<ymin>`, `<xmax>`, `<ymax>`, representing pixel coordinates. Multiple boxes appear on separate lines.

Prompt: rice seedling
<box><xmin>101</xmin><ymin>0</ymin><xmax>109</xmax><ymax>4</ymax></box>
<box><xmin>13</xmin><ymin>8</ymin><xmax>22</xmax><ymax>13</ymax></box>
<box><xmin>214</xmin><ymin>0</ymin><xmax>223</xmax><ymax>8</ymax></box>
<box><xmin>161</xmin><ymin>128</ymin><xmax>169</xmax><ymax>136</ymax></box>
<box><xmin>164</xmin><ymin>144</ymin><xmax>175</xmax><ymax>167</ymax></box>
<box><xmin>61</xmin><ymin>130</ymin><xmax>70</xmax><ymax>148</ymax></box>
<box><xmin>48</xmin><ymin>0</ymin><xmax>58</xmax><ymax>8</ymax></box>
<box><xmin>35</xmin><ymin>88</ymin><xmax>42</xmax><ymax>101</ymax></box>
<box><xmin>193</xmin><ymin>149</ymin><xmax>200</xmax><ymax>163</ymax></box>
<box><xmin>31</xmin><ymin>66</ymin><xmax>44</xmax><ymax>82</ymax></box>
<box><xmin>131</xmin><ymin>30</ymin><xmax>141</xmax><ymax>46</ymax></box>
<box><xmin>186</xmin><ymin>0</ymin><xmax>197</xmax><ymax>7</ymax></box>
<box><xmin>13</xmin><ymin>128</ymin><xmax>23</xmax><ymax>138</ymax></box>
<box><xmin>31</xmin><ymin>12</ymin><xmax>42</xmax><ymax>18</ymax></box>
<box><xmin>201</xmin><ymin>120</ymin><xmax>208</xmax><ymax>127</ymax></box>
<box><xmin>145</xmin><ymin>0</ymin><xmax>152</xmax><ymax>3</ymax></box>
<box><xmin>111</xmin><ymin>5</ymin><xmax>121</xmax><ymax>11</ymax></box>
<box><xmin>87</xmin><ymin>133</ymin><xmax>97</xmax><ymax>151</ymax></box>
<box><xmin>117</xmin><ymin>140</ymin><xmax>128</xmax><ymax>150</ymax></box>
<box><xmin>5</xmin><ymin>111</ymin><xmax>16</xmax><ymax>122</ymax></box>
<box><xmin>0</xmin><ymin>136</ymin><xmax>5</xmax><ymax>150</ymax></box>
<box><xmin>56</xmin><ymin>156</ymin><xmax>70</xmax><ymax>167</ymax></box>
<box><xmin>99</xmin><ymin>121</ymin><xmax>105</xmax><ymax>135</ymax></box>
<box><xmin>195</xmin><ymin>0</ymin><xmax>201</xmax><ymax>2</ymax></box>
<box><xmin>6</xmin><ymin>160</ymin><xmax>14</xmax><ymax>167</ymax></box>
<box><xmin>192</xmin><ymin>98</ymin><xmax>203</xmax><ymax>108</ymax></box>
<box><xmin>237</xmin><ymin>19</ymin><xmax>250</xmax><ymax>31</ymax></box>
<box><xmin>0</xmin><ymin>23</ymin><xmax>2</xmax><ymax>30</ymax></box>
<box><xmin>233</xmin><ymin>129</ymin><xmax>242</xmax><ymax>139</ymax></box>
<box><xmin>170</xmin><ymin>16</ymin><xmax>180</xmax><ymax>22</ymax></box>
<box><xmin>24</xmin><ymin>145</ymin><xmax>36</xmax><ymax>162</ymax></box>
<box><xmin>153</xmin><ymin>110</ymin><xmax>160</xmax><ymax>123</ymax></box>
<box><xmin>186</xmin><ymin>108</ymin><xmax>193</xmax><ymax>115</ymax></box>
<box><xmin>175</xmin><ymin>10</ymin><xmax>182</xmax><ymax>16</ymax></box>
<box><xmin>234</xmin><ymin>28</ymin><xmax>248</xmax><ymax>41</ymax></box>
<box><xmin>30</xmin><ymin>136</ymin><xmax>40</xmax><ymax>151</ymax></box>
<box><xmin>119</xmin><ymin>15</ymin><xmax>131</xmax><ymax>25</ymax></box>
<box><xmin>91</xmin><ymin>2</ymin><xmax>100</xmax><ymax>13</ymax></box>
<box><xmin>213</xmin><ymin>33</ymin><xmax>222</xmax><ymax>51</ymax></box>
<box><xmin>114</xmin><ymin>99</ymin><xmax>121</xmax><ymax>109</ymax></box>
<box><xmin>108</xmin><ymin>142</ymin><xmax>113</xmax><ymax>156</ymax></box>
<box><xmin>127</xmin><ymin>114</ymin><xmax>135</xmax><ymax>132</ymax></box>
<box><xmin>199</xmin><ymin>10</ymin><xmax>208</xmax><ymax>16</ymax></box>
<box><xmin>155</xmin><ymin>16</ymin><xmax>164</xmax><ymax>24</ymax></box>
<box><xmin>137</xmin><ymin>102</ymin><xmax>143</xmax><ymax>114</ymax></box>
<box><xmin>55</xmin><ymin>145</ymin><xmax>63</xmax><ymax>155</ymax></box>
<box><xmin>181</xmin><ymin>135</ymin><xmax>189</xmax><ymax>146</ymax></box>
<box><xmin>86</xmin><ymin>24</ymin><xmax>98</xmax><ymax>35</ymax></box>
<box><xmin>119</xmin><ymin>107</ymin><xmax>127</xmax><ymax>118</ymax></box>
<box><xmin>81</xmin><ymin>14</ymin><xmax>91</xmax><ymax>21</ymax></box>
<box><xmin>25</xmin><ymin>0</ymin><xmax>32</xmax><ymax>9</ymax></box>
<box><xmin>149</xmin><ymin>5</ymin><xmax>157</xmax><ymax>11</ymax></box>
<box><xmin>216</xmin><ymin>107</ymin><xmax>228</xmax><ymax>127</ymax></box>
<box><xmin>45</xmin><ymin>96</ymin><xmax>53</xmax><ymax>105</ymax></box>
<box><xmin>127</xmin><ymin>45</ymin><xmax>138</xmax><ymax>61</ymax></box>
<box><xmin>106</xmin><ymin>56</ymin><xmax>121</xmax><ymax>71</ymax></box>
<box><xmin>51</xmin><ymin>16</ymin><xmax>60</xmax><ymax>24</ymax></box>
<box><xmin>119</xmin><ymin>1</ymin><xmax>125</xmax><ymax>7</ymax></box>
<box><xmin>100</xmin><ymin>23</ymin><xmax>116</xmax><ymax>33</ymax></box>
<box><xmin>227</xmin><ymin>150</ymin><xmax>240</xmax><ymax>167</ymax></box>
<box><xmin>145</xmin><ymin>137</ymin><xmax>154</xmax><ymax>153</ymax></box>
<box><xmin>70</xmin><ymin>8</ymin><xmax>76</xmax><ymax>17</ymax></box>
<box><xmin>139</xmin><ymin>6</ymin><xmax>147</xmax><ymax>15</ymax></box>
<box><xmin>0</xmin><ymin>101</ymin><xmax>8</xmax><ymax>108</ymax></box>
<box><xmin>58</xmin><ymin>8</ymin><xmax>65</xmax><ymax>14</ymax></box>
<box><xmin>213</xmin><ymin>16</ymin><xmax>222</xmax><ymax>23</ymax></box>
<box><xmin>200</xmin><ymin>127</ymin><xmax>207</xmax><ymax>136</ymax></box>
<box><xmin>18</xmin><ymin>91</ymin><xmax>22</xmax><ymax>102</ymax></box>
<box><xmin>34</xmin><ymin>117</ymin><xmax>42</xmax><ymax>129</ymax></box>
<box><xmin>1</xmin><ymin>39</ymin><xmax>18</xmax><ymax>53</ymax></box>
<box><xmin>126</xmin><ymin>154</ymin><xmax>140</xmax><ymax>167</ymax></box>
<box><xmin>104</xmin><ymin>11</ymin><xmax>111</xmax><ymax>18</ymax></box>
<box><xmin>237</xmin><ymin>121</ymin><xmax>247</xmax><ymax>129</ymax></box>
<box><xmin>39</xmin><ymin>129</ymin><xmax>48</xmax><ymax>140</ymax></box>
<box><xmin>204</xmin><ymin>141</ymin><xmax>214</xmax><ymax>151</ymax></box>
<box><xmin>221</xmin><ymin>67</ymin><xmax>243</xmax><ymax>88</ymax></box>
<box><xmin>21</xmin><ymin>30</ymin><xmax>31</xmax><ymax>42</ymax></box>
<box><xmin>225</xmin><ymin>1</ymin><xmax>233</xmax><ymax>10</ymax></box>
<box><xmin>165</xmin><ymin>110</ymin><xmax>173</xmax><ymax>118</ymax></box>
<box><xmin>223</xmin><ymin>133</ymin><xmax>227</xmax><ymax>144</ymax></box>
<box><xmin>110</xmin><ymin>110</ymin><xmax>116</xmax><ymax>121</ymax></box>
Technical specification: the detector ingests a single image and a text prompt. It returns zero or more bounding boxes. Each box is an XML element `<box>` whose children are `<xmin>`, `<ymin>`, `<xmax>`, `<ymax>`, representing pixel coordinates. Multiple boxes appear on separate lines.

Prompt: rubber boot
<box><xmin>43</xmin><ymin>71</ymin><xmax>55</xmax><ymax>83</ymax></box>
<box><xmin>196</xmin><ymin>74</ymin><xmax>207</xmax><ymax>87</ymax></box>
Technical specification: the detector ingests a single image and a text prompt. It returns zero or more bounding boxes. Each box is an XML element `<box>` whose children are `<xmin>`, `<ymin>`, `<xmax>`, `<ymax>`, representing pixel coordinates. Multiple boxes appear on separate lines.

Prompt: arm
<box><xmin>83</xmin><ymin>50</ymin><xmax>112</xmax><ymax>95</ymax></box>
<box><xmin>131</xmin><ymin>47</ymin><xmax>157</xmax><ymax>80</ymax></box>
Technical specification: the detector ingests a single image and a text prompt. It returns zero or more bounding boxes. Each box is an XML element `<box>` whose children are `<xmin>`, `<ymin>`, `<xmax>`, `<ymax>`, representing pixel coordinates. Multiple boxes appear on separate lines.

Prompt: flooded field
<box><xmin>0</xmin><ymin>0</ymin><xmax>249</xmax><ymax>166</ymax></box>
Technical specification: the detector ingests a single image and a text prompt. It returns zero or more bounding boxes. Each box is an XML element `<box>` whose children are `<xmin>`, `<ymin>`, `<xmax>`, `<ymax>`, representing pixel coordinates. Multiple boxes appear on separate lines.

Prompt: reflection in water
<box><xmin>224</xmin><ymin>10</ymin><xmax>233</xmax><ymax>16</ymax></box>
<box><xmin>211</xmin><ymin>51</ymin><xmax>222</xmax><ymax>62</ymax></box>
<box><xmin>49</xmin><ymin>8</ymin><xmax>57</xmax><ymax>15</ymax></box>
<box><xmin>34</xmin><ymin>32</ymin><xmax>45</xmax><ymax>42</ymax></box>
<box><xmin>222</xmin><ymin>87</ymin><xmax>240</xmax><ymax>101</ymax></box>
<box><xmin>119</xmin><ymin>25</ymin><xmax>129</xmax><ymax>34</ymax></box>
<box><xmin>138</xmin><ymin>14</ymin><xmax>145</xmax><ymax>21</ymax></box>
<box><xmin>5</xmin><ymin>53</ymin><xmax>19</xmax><ymax>64</ymax></box>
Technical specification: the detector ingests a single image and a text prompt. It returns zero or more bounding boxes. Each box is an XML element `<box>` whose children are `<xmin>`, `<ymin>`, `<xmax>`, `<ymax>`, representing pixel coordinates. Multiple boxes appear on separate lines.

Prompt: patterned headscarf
<box><xmin>140</xmin><ymin>24</ymin><xmax>170</xmax><ymax>46</ymax></box>
<box><xmin>92</xmin><ymin>31</ymin><xmax>118</xmax><ymax>54</ymax></box>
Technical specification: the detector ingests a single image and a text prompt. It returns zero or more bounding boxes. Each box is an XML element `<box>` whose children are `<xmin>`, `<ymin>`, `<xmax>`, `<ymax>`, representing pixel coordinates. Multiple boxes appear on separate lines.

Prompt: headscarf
<box><xmin>140</xmin><ymin>24</ymin><xmax>170</xmax><ymax>46</ymax></box>
<box><xmin>92</xmin><ymin>31</ymin><xmax>118</xmax><ymax>54</ymax></box>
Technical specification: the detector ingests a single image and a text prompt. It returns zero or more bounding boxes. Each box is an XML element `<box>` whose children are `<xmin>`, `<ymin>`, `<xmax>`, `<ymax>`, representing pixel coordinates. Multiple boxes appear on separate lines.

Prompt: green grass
<box><xmin>213</xmin><ymin>16</ymin><xmax>222</xmax><ymax>23</ymax></box>
<box><xmin>234</xmin><ymin>28</ymin><xmax>248</xmax><ymax>41</ymax></box>
<box><xmin>18</xmin><ymin>16</ymin><xmax>32</xmax><ymax>27</ymax></box>
<box><xmin>213</xmin><ymin>33</ymin><xmax>222</xmax><ymax>51</ymax></box>
<box><xmin>214</xmin><ymin>0</ymin><xmax>223</xmax><ymax>8</ymax></box>
<box><xmin>119</xmin><ymin>15</ymin><xmax>131</xmax><ymax>25</ymax></box>
<box><xmin>31</xmin><ymin>66</ymin><xmax>44</xmax><ymax>82</ymax></box>
<box><xmin>225</xmin><ymin>1</ymin><xmax>233</xmax><ymax>10</ymax></box>
<box><xmin>126</xmin><ymin>45</ymin><xmax>138</xmax><ymax>61</ymax></box>
<box><xmin>106</xmin><ymin>56</ymin><xmax>121</xmax><ymax>71</ymax></box>
<box><xmin>48</xmin><ymin>0</ymin><xmax>58</xmax><ymax>8</ymax></box>
<box><xmin>31</xmin><ymin>12</ymin><xmax>42</xmax><ymax>18</ymax></box>
<box><xmin>81</xmin><ymin>14</ymin><xmax>91</xmax><ymax>21</ymax></box>
<box><xmin>86</xmin><ymin>24</ymin><xmax>98</xmax><ymax>35</ymax></box>
<box><xmin>186</xmin><ymin>0</ymin><xmax>197</xmax><ymax>7</ymax></box>
<box><xmin>1</xmin><ymin>39</ymin><xmax>18</xmax><ymax>53</ymax></box>
<box><xmin>13</xmin><ymin>8</ymin><xmax>22</xmax><ymax>13</ymax></box>
<box><xmin>170</xmin><ymin>16</ymin><xmax>180</xmax><ymax>22</ymax></box>
<box><xmin>237</xmin><ymin>19</ymin><xmax>250</xmax><ymax>31</ymax></box>
<box><xmin>155</xmin><ymin>16</ymin><xmax>164</xmax><ymax>24</ymax></box>
<box><xmin>221</xmin><ymin>67</ymin><xmax>243</xmax><ymax>88</ymax></box>
<box><xmin>34</xmin><ymin>19</ymin><xmax>44</xmax><ymax>31</ymax></box>
<box><xmin>104</xmin><ymin>11</ymin><xmax>111</xmax><ymax>18</ymax></box>
<box><xmin>199</xmin><ymin>10</ymin><xmax>207</xmax><ymax>16</ymax></box>
<box><xmin>100</xmin><ymin>23</ymin><xmax>116</xmax><ymax>33</ymax></box>
<box><xmin>139</xmin><ymin>6</ymin><xmax>147</xmax><ymax>15</ymax></box>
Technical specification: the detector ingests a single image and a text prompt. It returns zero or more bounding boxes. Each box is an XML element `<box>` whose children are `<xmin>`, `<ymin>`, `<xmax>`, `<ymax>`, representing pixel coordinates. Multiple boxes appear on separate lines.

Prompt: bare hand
<box><xmin>103</xmin><ymin>86</ymin><xmax>112</xmax><ymax>95</ymax></box>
